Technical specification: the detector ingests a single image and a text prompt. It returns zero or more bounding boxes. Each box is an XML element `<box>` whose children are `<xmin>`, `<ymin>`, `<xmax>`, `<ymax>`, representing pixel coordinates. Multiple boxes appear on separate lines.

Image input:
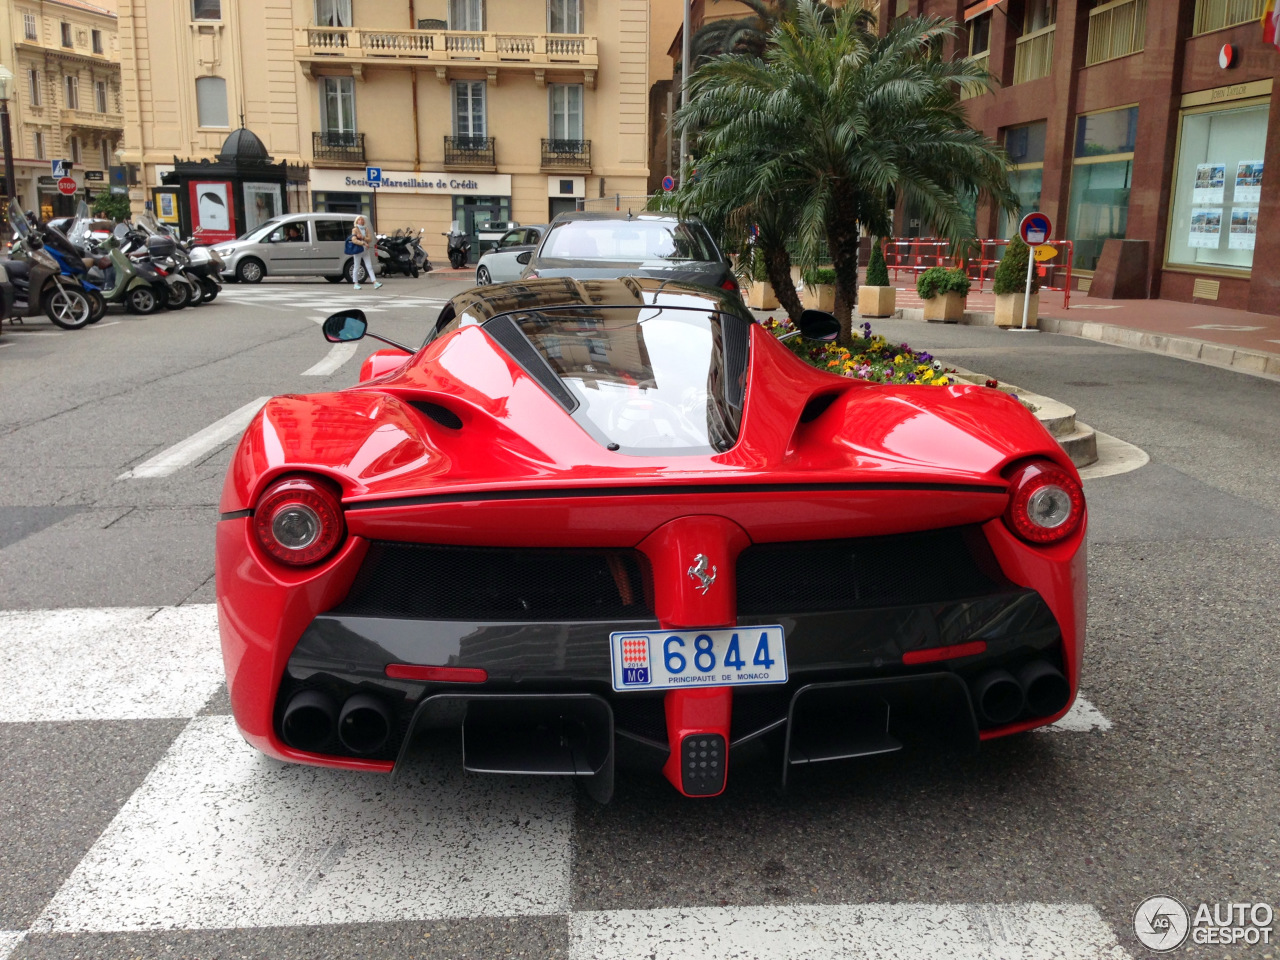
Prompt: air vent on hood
<box><xmin>410</xmin><ymin>401</ymin><xmax>462</xmax><ymax>430</ymax></box>
<box><xmin>799</xmin><ymin>391</ymin><xmax>843</xmax><ymax>424</ymax></box>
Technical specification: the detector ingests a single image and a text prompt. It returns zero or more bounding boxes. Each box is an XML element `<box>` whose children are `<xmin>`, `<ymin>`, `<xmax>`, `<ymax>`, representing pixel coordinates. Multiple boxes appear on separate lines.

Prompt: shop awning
<box><xmin>964</xmin><ymin>0</ymin><xmax>1003</xmax><ymax>20</ymax></box>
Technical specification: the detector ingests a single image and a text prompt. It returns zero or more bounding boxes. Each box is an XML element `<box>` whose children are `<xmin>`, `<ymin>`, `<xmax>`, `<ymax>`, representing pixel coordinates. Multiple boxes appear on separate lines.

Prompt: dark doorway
<box><xmin>452</xmin><ymin>195</ymin><xmax>510</xmax><ymax>264</ymax></box>
<box><xmin>549</xmin><ymin>197</ymin><xmax>577</xmax><ymax>220</ymax></box>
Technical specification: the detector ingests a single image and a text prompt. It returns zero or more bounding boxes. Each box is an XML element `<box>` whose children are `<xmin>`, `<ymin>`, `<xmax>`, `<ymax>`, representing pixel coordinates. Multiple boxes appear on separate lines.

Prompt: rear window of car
<box><xmin>540</xmin><ymin>220</ymin><xmax>716</xmax><ymax>262</ymax></box>
<box><xmin>314</xmin><ymin>220</ymin><xmax>349</xmax><ymax>242</ymax></box>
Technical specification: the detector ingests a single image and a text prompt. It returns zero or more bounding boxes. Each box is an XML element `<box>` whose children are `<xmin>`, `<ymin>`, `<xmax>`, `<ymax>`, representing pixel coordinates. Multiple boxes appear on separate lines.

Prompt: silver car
<box><xmin>474</xmin><ymin>224</ymin><xmax>547</xmax><ymax>285</ymax></box>
<box><xmin>518</xmin><ymin>211</ymin><xmax>738</xmax><ymax>294</ymax></box>
<box><xmin>211</xmin><ymin>213</ymin><xmax>361</xmax><ymax>284</ymax></box>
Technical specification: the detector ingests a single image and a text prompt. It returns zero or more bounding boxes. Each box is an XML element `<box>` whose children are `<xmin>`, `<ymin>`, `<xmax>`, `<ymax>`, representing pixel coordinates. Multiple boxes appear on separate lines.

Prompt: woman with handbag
<box><xmin>346</xmin><ymin>216</ymin><xmax>381</xmax><ymax>289</ymax></box>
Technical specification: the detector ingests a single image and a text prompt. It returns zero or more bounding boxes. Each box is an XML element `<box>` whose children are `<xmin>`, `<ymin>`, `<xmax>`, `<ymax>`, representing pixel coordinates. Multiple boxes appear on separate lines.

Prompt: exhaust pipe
<box><xmin>282</xmin><ymin>690</ymin><xmax>337</xmax><ymax>752</ymax></box>
<box><xmin>1018</xmin><ymin>660</ymin><xmax>1070</xmax><ymax>718</ymax></box>
<box><xmin>338</xmin><ymin>693</ymin><xmax>393</xmax><ymax>754</ymax></box>
<box><xmin>971</xmin><ymin>669</ymin><xmax>1024</xmax><ymax>725</ymax></box>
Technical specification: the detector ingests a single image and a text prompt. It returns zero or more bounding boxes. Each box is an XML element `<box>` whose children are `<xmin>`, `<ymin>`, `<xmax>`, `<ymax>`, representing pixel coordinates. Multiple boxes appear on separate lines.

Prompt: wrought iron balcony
<box><xmin>541</xmin><ymin>138</ymin><xmax>591</xmax><ymax>171</ymax></box>
<box><xmin>313</xmin><ymin>131</ymin><xmax>366</xmax><ymax>164</ymax></box>
<box><xmin>444</xmin><ymin>136</ymin><xmax>496</xmax><ymax>169</ymax></box>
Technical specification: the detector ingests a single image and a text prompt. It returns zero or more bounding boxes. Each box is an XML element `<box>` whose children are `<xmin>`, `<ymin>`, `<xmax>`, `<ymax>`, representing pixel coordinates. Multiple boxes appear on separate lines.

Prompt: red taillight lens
<box><xmin>253</xmin><ymin>475</ymin><xmax>345</xmax><ymax>566</ymax></box>
<box><xmin>1003</xmin><ymin>459</ymin><xmax>1084</xmax><ymax>544</ymax></box>
<box><xmin>721</xmin><ymin>277</ymin><xmax>740</xmax><ymax>295</ymax></box>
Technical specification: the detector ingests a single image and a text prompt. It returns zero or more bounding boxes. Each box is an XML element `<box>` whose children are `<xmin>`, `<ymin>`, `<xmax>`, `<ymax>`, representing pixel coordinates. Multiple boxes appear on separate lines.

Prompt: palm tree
<box><xmin>677</xmin><ymin>2</ymin><xmax>1017</xmax><ymax>343</ymax></box>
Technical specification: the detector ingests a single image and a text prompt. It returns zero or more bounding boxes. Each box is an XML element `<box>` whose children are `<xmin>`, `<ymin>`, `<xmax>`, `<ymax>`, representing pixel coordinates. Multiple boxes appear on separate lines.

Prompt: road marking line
<box><xmin>1037</xmin><ymin>696</ymin><xmax>1112</xmax><ymax>733</ymax></box>
<box><xmin>1</xmin><ymin>329</ymin><xmax>62</xmax><ymax>335</ymax></box>
<box><xmin>0</xmin><ymin>605</ymin><xmax>222</xmax><ymax>722</ymax></box>
<box><xmin>0</xmin><ymin>932</ymin><xmax>26</xmax><ymax>960</ymax></box>
<box><xmin>570</xmin><ymin>904</ymin><xmax>1134</xmax><ymax>960</ymax></box>
<box><xmin>301</xmin><ymin>342</ymin><xmax>358</xmax><ymax>376</ymax></box>
<box><xmin>118</xmin><ymin>397</ymin><xmax>269</xmax><ymax>479</ymax></box>
<box><xmin>37</xmin><ymin>715</ymin><xmax>573</xmax><ymax>931</ymax></box>
<box><xmin>88</xmin><ymin>320</ymin><xmax>121</xmax><ymax>328</ymax></box>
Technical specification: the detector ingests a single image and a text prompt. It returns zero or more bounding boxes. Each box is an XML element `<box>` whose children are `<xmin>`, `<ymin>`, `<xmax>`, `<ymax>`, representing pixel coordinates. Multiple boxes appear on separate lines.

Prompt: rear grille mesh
<box><xmin>736</xmin><ymin>527</ymin><xmax>1001</xmax><ymax>614</ymax></box>
<box><xmin>338</xmin><ymin>542</ymin><xmax>652</xmax><ymax>621</ymax></box>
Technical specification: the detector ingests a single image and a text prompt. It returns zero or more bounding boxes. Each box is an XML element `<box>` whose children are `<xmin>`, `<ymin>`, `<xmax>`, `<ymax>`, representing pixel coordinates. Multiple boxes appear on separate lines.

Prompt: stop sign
<box><xmin>57</xmin><ymin>176</ymin><xmax>77</xmax><ymax>196</ymax></box>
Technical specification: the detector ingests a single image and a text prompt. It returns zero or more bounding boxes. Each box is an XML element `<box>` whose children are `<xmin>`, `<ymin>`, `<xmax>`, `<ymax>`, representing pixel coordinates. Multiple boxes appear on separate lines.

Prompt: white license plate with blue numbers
<box><xmin>609</xmin><ymin>626</ymin><xmax>787</xmax><ymax>692</ymax></box>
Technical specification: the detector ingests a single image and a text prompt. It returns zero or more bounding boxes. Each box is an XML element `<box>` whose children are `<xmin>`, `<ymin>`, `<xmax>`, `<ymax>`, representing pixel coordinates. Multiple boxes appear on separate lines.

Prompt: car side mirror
<box><xmin>323</xmin><ymin>309</ymin><xmax>367</xmax><ymax>343</ymax></box>
<box><xmin>798</xmin><ymin>309</ymin><xmax>841</xmax><ymax>342</ymax></box>
<box><xmin>516</xmin><ymin>251</ymin><xmax>532</xmax><ymax>265</ymax></box>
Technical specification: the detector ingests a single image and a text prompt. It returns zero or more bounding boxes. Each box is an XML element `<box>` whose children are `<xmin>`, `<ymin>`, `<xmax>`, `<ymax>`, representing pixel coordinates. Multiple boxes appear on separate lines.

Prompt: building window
<box><xmin>33</xmin><ymin>131</ymin><xmax>44</xmax><ymax>159</ymax></box>
<box><xmin>23</xmin><ymin>12</ymin><xmax>37</xmax><ymax>41</ymax></box>
<box><xmin>101</xmin><ymin>138</ymin><xmax>112</xmax><ymax>169</ymax></box>
<box><xmin>64</xmin><ymin>75</ymin><xmax>79</xmax><ymax>109</ymax></box>
<box><xmin>449</xmin><ymin>0</ymin><xmax>484</xmax><ymax>31</ymax></box>
<box><xmin>192</xmin><ymin>0</ymin><xmax>221</xmax><ymax>20</ymax></box>
<box><xmin>321</xmin><ymin>76</ymin><xmax>356</xmax><ymax>134</ymax></box>
<box><xmin>60</xmin><ymin>22</ymin><xmax>72</xmax><ymax>46</ymax></box>
<box><xmin>1025</xmin><ymin>0</ymin><xmax>1057</xmax><ymax>32</ymax></box>
<box><xmin>69</xmin><ymin>136</ymin><xmax>82</xmax><ymax>164</ymax></box>
<box><xmin>549</xmin><ymin>84</ymin><xmax>584</xmax><ymax>141</ymax></box>
<box><xmin>91</xmin><ymin>29</ymin><xmax>103</xmax><ymax>53</ymax></box>
<box><xmin>1166</xmin><ymin>100</ymin><xmax>1268</xmax><ymax>273</ymax></box>
<box><xmin>195</xmin><ymin>75</ymin><xmax>229</xmax><ymax>128</ymax></box>
<box><xmin>1193</xmin><ymin>0</ymin><xmax>1265</xmax><ymax>36</ymax></box>
<box><xmin>548</xmin><ymin>0</ymin><xmax>582</xmax><ymax>33</ymax></box>
<box><xmin>28</xmin><ymin>69</ymin><xmax>40</xmax><ymax>106</ymax></box>
<box><xmin>95</xmin><ymin>80</ymin><xmax>107</xmax><ymax>113</ymax></box>
<box><xmin>315</xmin><ymin>0</ymin><xmax>352</xmax><ymax>27</ymax></box>
<box><xmin>968</xmin><ymin>11</ymin><xmax>991</xmax><ymax>56</ymax></box>
<box><xmin>1066</xmin><ymin>106</ymin><xmax>1138</xmax><ymax>271</ymax></box>
<box><xmin>1000</xmin><ymin>121</ymin><xmax>1047</xmax><ymax>237</ymax></box>
<box><xmin>453</xmin><ymin>80</ymin><xmax>486</xmax><ymax>139</ymax></box>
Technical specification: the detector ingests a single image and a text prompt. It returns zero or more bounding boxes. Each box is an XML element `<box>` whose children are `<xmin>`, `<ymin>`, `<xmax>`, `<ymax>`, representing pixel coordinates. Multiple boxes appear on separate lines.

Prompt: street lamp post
<box><xmin>0</xmin><ymin>66</ymin><xmax>16</xmax><ymax>207</ymax></box>
<box><xmin>678</xmin><ymin>0</ymin><xmax>691</xmax><ymax>188</ymax></box>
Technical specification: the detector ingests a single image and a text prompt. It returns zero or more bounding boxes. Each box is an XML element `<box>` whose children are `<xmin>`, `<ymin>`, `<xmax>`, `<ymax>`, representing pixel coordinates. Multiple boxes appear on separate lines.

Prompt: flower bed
<box><xmin>760</xmin><ymin>318</ymin><xmax>958</xmax><ymax>385</ymax></box>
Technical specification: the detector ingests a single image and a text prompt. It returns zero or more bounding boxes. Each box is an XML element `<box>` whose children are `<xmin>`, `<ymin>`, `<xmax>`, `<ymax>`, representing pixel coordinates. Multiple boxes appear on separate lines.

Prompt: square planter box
<box><xmin>802</xmin><ymin>283</ymin><xmax>836</xmax><ymax>312</ymax></box>
<box><xmin>858</xmin><ymin>285</ymin><xmax>896</xmax><ymax>318</ymax></box>
<box><xmin>922</xmin><ymin>291</ymin><xmax>966</xmax><ymax>322</ymax></box>
<box><xmin>994</xmin><ymin>291</ymin><xmax>1039</xmax><ymax>328</ymax></box>
<box><xmin>747</xmin><ymin>281</ymin><xmax>779</xmax><ymax>310</ymax></box>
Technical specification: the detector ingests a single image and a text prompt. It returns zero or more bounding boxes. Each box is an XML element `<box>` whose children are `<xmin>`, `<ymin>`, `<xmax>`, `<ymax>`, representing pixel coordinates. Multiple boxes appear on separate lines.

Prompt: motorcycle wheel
<box><xmin>200</xmin><ymin>278</ymin><xmax>220</xmax><ymax>303</ymax></box>
<box><xmin>164</xmin><ymin>283</ymin><xmax>187</xmax><ymax>310</ymax></box>
<box><xmin>86</xmin><ymin>290</ymin><xmax>108</xmax><ymax>324</ymax></box>
<box><xmin>126</xmin><ymin>286</ymin><xmax>160</xmax><ymax>314</ymax></box>
<box><xmin>411</xmin><ymin>267</ymin><xmax>419</xmax><ymax>278</ymax></box>
<box><xmin>45</xmin><ymin>287</ymin><xmax>93</xmax><ymax>329</ymax></box>
<box><xmin>183</xmin><ymin>280</ymin><xmax>202</xmax><ymax>307</ymax></box>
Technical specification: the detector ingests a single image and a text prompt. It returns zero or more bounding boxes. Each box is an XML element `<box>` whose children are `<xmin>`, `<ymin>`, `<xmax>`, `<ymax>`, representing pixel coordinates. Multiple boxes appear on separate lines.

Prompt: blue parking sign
<box><xmin>365</xmin><ymin>166</ymin><xmax>382</xmax><ymax>186</ymax></box>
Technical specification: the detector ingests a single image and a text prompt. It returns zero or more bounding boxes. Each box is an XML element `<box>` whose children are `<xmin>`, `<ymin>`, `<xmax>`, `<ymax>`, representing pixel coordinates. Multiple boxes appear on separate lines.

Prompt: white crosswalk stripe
<box><xmin>301</xmin><ymin>341</ymin><xmax>359</xmax><ymax>376</ymax></box>
<box><xmin>0</xmin><ymin>932</ymin><xmax>25</xmax><ymax>960</ymax></box>
<box><xmin>570</xmin><ymin>904</ymin><xmax>1134</xmax><ymax>959</ymax></box>
<box><xmin>118</xmin><ymin>397</ymin><xmax>269</xmax><ymax>480</ymax></box>
<box><xmin>35</xmin><ymin>715</ymin><xmax>574</xmax><ymax>932</ymax></box>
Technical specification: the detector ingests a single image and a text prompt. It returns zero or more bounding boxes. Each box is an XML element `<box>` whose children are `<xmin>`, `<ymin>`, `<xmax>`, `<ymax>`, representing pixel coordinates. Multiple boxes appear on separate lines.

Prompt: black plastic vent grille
<box><xmin>338</xmin><ymin>542</ymin><xmax>652</xmax><ymax>621</ymax></box>
<box><xmin>410</xmin><ymin>401</ymin><xmax>462</xmax><ymax>430</ymax></box>
<box><xmin>736</xmin><ymin>527</ymin><xmax>1001</xmax><ymax>615</ymax></box>
<box><xmin>483</xmin><ymin>316</ymin><xmax>578</xmax><ymax>411</ymax></box>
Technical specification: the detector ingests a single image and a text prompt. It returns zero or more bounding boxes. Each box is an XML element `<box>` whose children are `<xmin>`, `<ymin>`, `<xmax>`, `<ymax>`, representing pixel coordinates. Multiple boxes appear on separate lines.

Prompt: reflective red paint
<box><xmin>385</xmin><ymin>664</ymin><xmax>488</xmax><ymax>683</ymax></box>
<box><xmin>902</xmin><ymin>640</ymin><xmax>988</xmax><ymax>665</ymax></box>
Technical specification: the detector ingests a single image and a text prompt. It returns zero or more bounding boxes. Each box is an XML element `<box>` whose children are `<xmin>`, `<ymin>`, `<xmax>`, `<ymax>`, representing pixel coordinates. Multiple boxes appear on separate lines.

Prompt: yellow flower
<box><xmin>935</xmin><ymin>376</ymin><xmax>949</xmax><ymax>386</ymax></box>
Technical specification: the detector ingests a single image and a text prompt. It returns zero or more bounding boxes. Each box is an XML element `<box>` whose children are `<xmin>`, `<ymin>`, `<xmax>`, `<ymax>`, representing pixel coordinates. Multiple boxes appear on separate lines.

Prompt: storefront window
<box><xmin>1166</xmin><ymin>101</ymin><xmax>1268</xmax><ymax>273</ymax></box>
<box><xmin>1000</xmin><ymin>121</ymin><xmax>1046</xmax><ymax>238</ymax></box>
<box><xmin>1067</xmin><ymin>107</ymin><xmax>1136</xmax><ymax>270</ymax></box>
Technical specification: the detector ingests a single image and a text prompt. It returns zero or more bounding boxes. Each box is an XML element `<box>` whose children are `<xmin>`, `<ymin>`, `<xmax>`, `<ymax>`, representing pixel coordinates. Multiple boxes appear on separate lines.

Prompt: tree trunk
<box><xmin>762</xmin><ymin>243</ymin><xmax>804</xmax><ymax>322</ymax></box>
<box><xmin>827</xmin><ymin>191</ymin><xmax>861</xmax><ymax>345</ymax></box>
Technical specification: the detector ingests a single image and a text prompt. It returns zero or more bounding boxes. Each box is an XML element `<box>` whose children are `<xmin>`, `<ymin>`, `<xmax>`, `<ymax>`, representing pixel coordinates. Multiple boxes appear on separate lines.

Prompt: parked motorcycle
<box><xmin>409</xmin><ymin>228</ymin><xmax>431</xmax><ymax>274</ymax></box>
<box><xmin>1</xmin><ymin>201</ymin><xmax>94</xmax><ymax>329</ymax></box>
<box><xmin>376</xmin><ymin>229</ymin><xmax>419</xmax><ymax>278</ymax></box>
<box><xmin>118</xmin><ymin>221</ymin><xmax>198</xmax><ymax>309</ymax></box>
<box><xmin>444</xmin><ymin>227</ymin><xmax>471</xmax><ymax>269</ymax></box>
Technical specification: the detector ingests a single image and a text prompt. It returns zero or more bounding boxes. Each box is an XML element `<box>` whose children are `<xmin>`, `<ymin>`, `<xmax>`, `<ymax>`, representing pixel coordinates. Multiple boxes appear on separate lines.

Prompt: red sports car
<box><xmin>216</xmin><ymin>277</ymin><xmax>1086</xmax><ymax>801</ymax></box>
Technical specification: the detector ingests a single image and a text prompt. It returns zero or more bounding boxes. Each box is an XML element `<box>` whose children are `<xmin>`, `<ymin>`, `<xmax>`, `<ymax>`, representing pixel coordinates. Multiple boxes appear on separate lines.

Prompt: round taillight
<box><xmin>253</xmin><ymin>476</ymin><xmax>345</xmax><ymax>565</ymax></box>
<box><xmin>1004</xmin><ymin>459</ymin><xmax>1084</xmax><ymax>544</ymax></box>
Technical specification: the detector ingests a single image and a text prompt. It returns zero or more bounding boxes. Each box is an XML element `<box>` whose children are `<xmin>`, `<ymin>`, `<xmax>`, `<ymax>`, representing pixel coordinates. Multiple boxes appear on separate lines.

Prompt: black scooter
<box><xmin>444</xmin><ymin>228</ymin><xmax>471</xmax><ymax>269</ymax></box>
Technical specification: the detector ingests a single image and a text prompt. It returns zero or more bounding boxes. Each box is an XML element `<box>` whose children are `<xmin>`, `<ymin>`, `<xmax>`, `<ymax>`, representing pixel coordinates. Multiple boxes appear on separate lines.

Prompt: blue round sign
<box><xmin>662</xmin><ymin>175</ymin><xmax>676</xmax><ymax>192</ymax></box>
<box><xmin>1019</xmin><ymin>212</ymin><xmax>1053</xmax><ymax>245</ymax></box>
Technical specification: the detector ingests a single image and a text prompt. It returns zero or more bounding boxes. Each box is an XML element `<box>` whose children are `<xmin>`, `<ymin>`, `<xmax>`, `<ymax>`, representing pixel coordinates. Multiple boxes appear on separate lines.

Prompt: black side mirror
<box><xmin>516</xmin><ymin>251</ymin><xmax>532</xmax><ymax>265</ymax></box>
<box><xmin>323</xmin><ymin>309</ymin><xmax>367</xmax><ymax>343</ymax></box>
<box><xmin>798</xmin><ymin>309</ymin><xmax>841</xmax><ymax>342</ymax></box>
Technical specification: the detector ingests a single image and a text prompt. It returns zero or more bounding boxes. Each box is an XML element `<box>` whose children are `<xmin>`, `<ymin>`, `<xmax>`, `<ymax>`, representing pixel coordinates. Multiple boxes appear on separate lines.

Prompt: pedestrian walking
<box><xmin>348</xmin><ymin>216</ymin><xmax>381</xmax><ymax>290</ymax></box>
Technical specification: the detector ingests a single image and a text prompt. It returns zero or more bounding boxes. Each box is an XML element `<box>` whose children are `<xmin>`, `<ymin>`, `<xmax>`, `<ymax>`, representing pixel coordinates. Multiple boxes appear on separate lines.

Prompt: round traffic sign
<box><xmin>661</xmin><ymin>175</ymin><xmax>675</xmax><ymax>192</ymax></box>
<box><xmin>1019</xmin><ymin>212</ymin><xmax>1052</xmax><ymax>245</ymax></box>
<box><xmin>56</xmin><ymin>176</ymin><xmax>77</xmax><ymax>196</ymax></box>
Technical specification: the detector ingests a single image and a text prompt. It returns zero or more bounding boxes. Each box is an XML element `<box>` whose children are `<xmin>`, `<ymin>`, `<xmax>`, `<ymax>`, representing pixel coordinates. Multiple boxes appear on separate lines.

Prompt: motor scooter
<box><xmin>1</xmin><ymin>201</ymin><xmax>93</xmax><ymax>329</ymax></box>
<box><xmin>81</xmin><ymin>224</ymin><xmax>168</xmax><ymax>314</ymax></box>
<box><xmin>376</xmin><ymin>230</ymin><xmax>418</xmax><ymax>278</ymax></box>
<box><xmin>443</xmin><ymin>226</ymin><xmax>471</xmax><ymax>269</ymax></box>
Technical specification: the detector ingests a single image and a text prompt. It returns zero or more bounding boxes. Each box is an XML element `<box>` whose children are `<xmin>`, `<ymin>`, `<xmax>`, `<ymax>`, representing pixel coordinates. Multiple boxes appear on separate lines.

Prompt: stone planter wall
<box><xmin>994</xmin><ymin>292</ymin><xmax>1040</xmax><ymax>328</ymax></box>
<box><xmin>747</xmin><ymin>281</ymin><xmax>779</xmax><ymax>310</ymax></box>
<box><xmin>858</xmin><ymin>285</ymin><xmax>896</xmax><ymax>318</ymax></box>
<box><xmin>922</xmin><ymin>291</ymin><xmax>966</xmax><ymax>322</ymax></box>
<box><xmin>802</xmin><ymin>284</ymin><xmax>836</xmax><ymax>312</ymax></box>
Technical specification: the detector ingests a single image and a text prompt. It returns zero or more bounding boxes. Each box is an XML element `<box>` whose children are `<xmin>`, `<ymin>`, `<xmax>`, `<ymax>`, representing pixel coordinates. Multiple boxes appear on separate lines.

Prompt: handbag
<box><xmin>344</xmin><ymin>239</ymin><xmax>364</xmax><ymax>255</ymax></box>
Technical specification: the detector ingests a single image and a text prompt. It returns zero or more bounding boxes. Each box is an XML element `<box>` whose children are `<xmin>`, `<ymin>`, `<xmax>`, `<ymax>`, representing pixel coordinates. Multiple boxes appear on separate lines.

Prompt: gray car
<box><xmin>518</xmin><ymin>211</ymin><xmax>738</xmax><ymax>295</ymax></box>
<box><xmin>474</xmin><ymin>224</ymin><xmax>547</xmax><ymax>285</ymax></box>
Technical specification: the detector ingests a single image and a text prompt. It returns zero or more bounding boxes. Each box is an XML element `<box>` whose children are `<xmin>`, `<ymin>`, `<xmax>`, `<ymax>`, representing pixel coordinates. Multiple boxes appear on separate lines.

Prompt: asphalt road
<box><xmin>0</xmin><ymin>276</ymin><xmax>1276</xmax><ymax>959</ymax></box>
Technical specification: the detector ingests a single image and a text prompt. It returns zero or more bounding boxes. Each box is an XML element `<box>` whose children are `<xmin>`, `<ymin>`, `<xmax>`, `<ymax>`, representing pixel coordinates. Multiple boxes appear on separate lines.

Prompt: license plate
<box><xmin>609</xmin><ymin>626</ymin><xmax>787</xmax><ymax>692</ymax></box>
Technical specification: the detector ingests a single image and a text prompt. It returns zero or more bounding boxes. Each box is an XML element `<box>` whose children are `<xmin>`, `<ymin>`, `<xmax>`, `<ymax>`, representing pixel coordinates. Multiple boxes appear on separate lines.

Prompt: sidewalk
<box><xmin>884</xmin><ymin>277</ymin><xmax>1280</xmax><ymax>377</ymax></box>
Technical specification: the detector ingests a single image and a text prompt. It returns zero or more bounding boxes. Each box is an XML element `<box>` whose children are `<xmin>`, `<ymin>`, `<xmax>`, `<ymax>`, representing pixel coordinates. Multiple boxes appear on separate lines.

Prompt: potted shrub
<box><xmin>743</xmin><ymin>247</ymin><xmax>779</xmax><ymax>310</ymax></box>
<box><xmin>801</xmin><ymin>267</ymin><xmax>837</xmax><ymax>311</ymax></box>
<box><xmin>916</xmin><ymin>266</ymin><xmax>971</xmax><ymax>322</ymax></box>
<box><xmin>992</xmin><ymin>236</ymin><xmax>1041</xmax><ymax>328</ymax></box>
<box><xmin>858</xmin><ymin>238</ymin><xmax>896</xmax><ymax>318</ymax></box>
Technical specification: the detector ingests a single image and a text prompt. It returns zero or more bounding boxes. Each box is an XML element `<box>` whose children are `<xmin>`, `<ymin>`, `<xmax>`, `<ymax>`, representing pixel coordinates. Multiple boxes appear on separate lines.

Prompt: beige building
<box><xmin>120</xmin><ymin>0</ymin><xmax>652</xmax><ymax>262</ymax></box>
<box><xmin>0</xmin><ymin>0</ymin><xmax>123</xmax><ymax>218</ymax></box>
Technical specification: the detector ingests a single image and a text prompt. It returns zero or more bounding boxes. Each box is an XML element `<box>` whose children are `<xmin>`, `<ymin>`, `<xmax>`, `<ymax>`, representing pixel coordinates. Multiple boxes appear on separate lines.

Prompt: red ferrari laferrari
<box><xmin>216</xmin><ymin>277</ymin><xmax>1086</xmax><ymax>801</ymax></box>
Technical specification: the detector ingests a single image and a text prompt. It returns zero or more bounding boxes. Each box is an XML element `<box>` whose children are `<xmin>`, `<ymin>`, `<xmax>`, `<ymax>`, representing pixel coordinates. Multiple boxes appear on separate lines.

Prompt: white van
<box><xmin>211</xmin><ymin>213</ymin><xmax>363</xmax><ymax>284</ymax></box>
